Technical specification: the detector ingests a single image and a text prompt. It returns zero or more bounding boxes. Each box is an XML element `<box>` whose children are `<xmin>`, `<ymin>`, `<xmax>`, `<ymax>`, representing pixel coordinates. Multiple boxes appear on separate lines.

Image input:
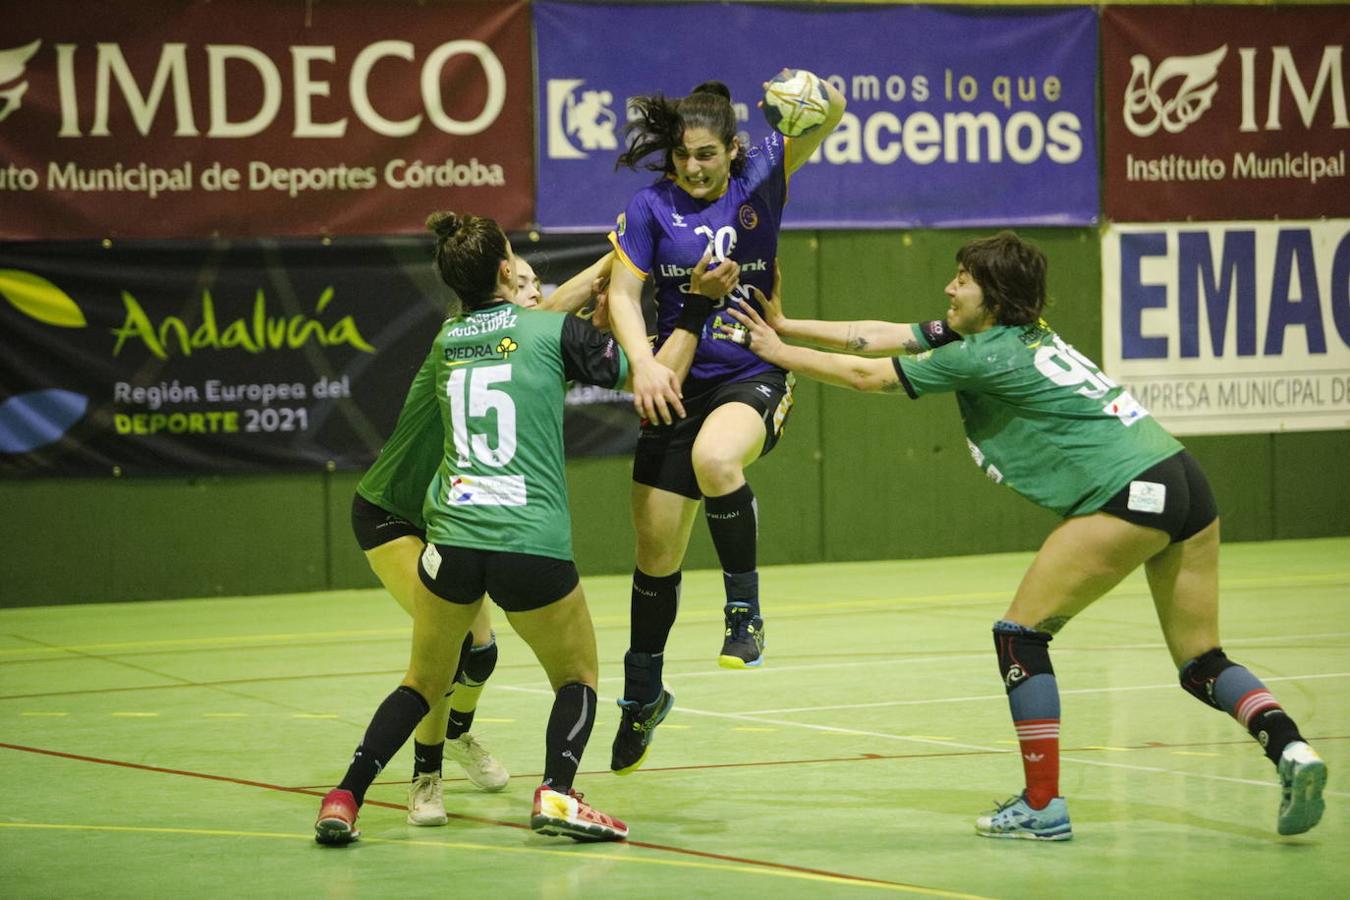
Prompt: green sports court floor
<box><xmin>3</xmin><ymin>537</ymin><xmax>1347</xmax><ymax>898</ymax></box>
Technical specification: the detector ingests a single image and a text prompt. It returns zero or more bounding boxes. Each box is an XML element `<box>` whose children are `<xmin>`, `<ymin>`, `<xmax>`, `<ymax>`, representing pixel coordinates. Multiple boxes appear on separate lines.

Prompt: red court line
<box><xmin>0</xmin><ymin>740</ymin><xmax>939</xmax><ymax>893</ymax></box>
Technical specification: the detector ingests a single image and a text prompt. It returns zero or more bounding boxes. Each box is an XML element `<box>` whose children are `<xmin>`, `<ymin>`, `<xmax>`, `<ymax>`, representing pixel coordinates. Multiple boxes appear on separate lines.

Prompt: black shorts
<box><xmin>351</xmin><ymin>493</ymin><xmax>425</xmax><ymax>551</ymax></box>
<box><xmin>633</xmin><ymin>370</ymin><xmax>795</xmax><ymax>500</ymax></box>
<box><xmin>417</xmin><ymin>544</ymin><xmax>580</xmax><ymax>613</ymax></box>
<box><xmin>1098</xmin><ymin>450</ymin><xmax>1219</xmax><ymax>543</ymax></box>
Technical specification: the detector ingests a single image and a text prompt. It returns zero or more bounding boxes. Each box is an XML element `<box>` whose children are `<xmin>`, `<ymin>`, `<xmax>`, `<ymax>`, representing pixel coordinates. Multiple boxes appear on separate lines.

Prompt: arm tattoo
<box><xmin>1034</xmin><ymin>615</ymin><xmax>1072</xmax><ymax>635</ymax></box>
<box><xmin>880</xmin><ymin>374</ymin><xmax>905</xmax><ymax>393</ymax></box>
<box><xmin>845</xmin><ymin>324</ymin><xmax>869</xmax><ymax>352</ymax></box>
<box><xmin>900</xmin><ymin>336</ymin><xmax>924</xmax><ymax>355</ymax></box>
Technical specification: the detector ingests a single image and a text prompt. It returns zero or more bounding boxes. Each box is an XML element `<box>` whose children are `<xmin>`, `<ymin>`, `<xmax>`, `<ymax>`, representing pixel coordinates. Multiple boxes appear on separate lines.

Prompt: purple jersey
<box><xmin>611</xmin><ymin>133</ymin><xmax>792</xmax><ymax>395</ymax></box>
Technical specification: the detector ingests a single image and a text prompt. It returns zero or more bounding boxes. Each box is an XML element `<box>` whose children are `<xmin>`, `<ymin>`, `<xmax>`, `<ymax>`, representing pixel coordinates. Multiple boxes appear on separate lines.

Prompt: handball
<box><xmin>762</xmin><ymin>69</ymin><xmax>830</xmax><ymax>137</ymax></box>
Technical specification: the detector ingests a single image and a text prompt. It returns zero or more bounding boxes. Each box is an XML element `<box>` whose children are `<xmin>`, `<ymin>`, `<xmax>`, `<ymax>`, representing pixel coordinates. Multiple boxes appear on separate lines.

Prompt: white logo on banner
<box><xmin>547</xmin><ymin>78</ymin><xmax>618</xmax><ymax>159</ymax></box>
<box><xmin>0</xmin><ymin>40</ymin><xmax>40</xmax><ymax>123</ymax></box>
<box><xmin>1124</xmin><ymin>45</ymin><xmax>1228</xmax><ymax>137</ymax></box>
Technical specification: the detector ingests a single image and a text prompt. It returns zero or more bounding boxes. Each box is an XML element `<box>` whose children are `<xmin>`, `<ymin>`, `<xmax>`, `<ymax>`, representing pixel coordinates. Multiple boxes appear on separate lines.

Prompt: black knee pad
<box><xmin>458</xmin><ymin>637</ymin><xmax>498</xmax><ymax>688</ymax></box>
<box><xmin>993</xmin><ymin>621</ymin><xmax>1055</xmax><ymax>694</ymax></box>
<box><xmin>1179</xmin><ymin>647</ymin><xmax>1234</xmax><ymax>709</ymax></box>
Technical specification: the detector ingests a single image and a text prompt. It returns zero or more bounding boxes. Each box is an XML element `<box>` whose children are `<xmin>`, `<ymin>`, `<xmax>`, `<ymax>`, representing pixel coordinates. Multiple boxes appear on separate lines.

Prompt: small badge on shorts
<box><xmin>1127</xmin><ymin>480</ymin><xmax>1166</xmax><ymax>514</ymax></box>
<box><xmin>420</xmin><ymin>542</ymin><xmax>442</xmax><ymax>579</ymax></box>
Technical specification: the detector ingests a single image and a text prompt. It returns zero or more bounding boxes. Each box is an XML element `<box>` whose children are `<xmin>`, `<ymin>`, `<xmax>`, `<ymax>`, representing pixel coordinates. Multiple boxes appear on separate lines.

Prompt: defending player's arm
<box><xmin>537</xmin><ymin>251</ymin><xmax>615</xmax><ymax>315</ymax></box>
<box><xmin>754</xmin><ymin>263</ymin><xmax>957</xmax><ymax>356</ymax></box>
<box><xmin>724</xmin><ymin>298</ymin><xmax>906</xmax><ymax>394</ymax></box>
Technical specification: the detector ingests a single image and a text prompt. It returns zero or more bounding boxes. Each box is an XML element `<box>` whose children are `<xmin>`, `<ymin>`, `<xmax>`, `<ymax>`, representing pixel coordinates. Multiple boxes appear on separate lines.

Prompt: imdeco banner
<box><xmin>1103</xmin><ymin>6</ymin><xmax>1350</xmax><ymax>222</ymax></box>
<box><xmin>0</xmin><ymin>234</ymin><xmax>636</xmax><ymax>476</ymax></box>
<box><xmin>1101</xmin><ymin>220</ymin><xmax>1350</xmax><ymax>436</ymax></box>
<box><xmin>0</xmin><ymin>0</ymin><xmax>533</xmax><ymax>239</ymax></box>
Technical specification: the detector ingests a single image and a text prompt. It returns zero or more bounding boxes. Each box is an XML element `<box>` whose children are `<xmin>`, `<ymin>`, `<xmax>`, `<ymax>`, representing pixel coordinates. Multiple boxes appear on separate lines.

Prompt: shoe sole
<box><xmin>1278</xmin><ymin>758</ymin><xmax>1327</xmax><ymax>835</ymax></box>
<box><xmin>975</xmin><ymin>826</ymin><xmax>1072</xmax><ymax>841</ymax></box>
<box><xmin>407</xmin><ymin>812</ymin><xmax>449</xmax><ymax>826</ymax></box>
<box><xmin>315</xmin><ymin>818</ymin><xmax>360</xmax><ymax>845</ymax></box>
<box><xmin>718</xmin><ymin>653</ymin><xmax>763</xmax><ymax>669</ymax></box>
<box><xmin>611</xmin><ymin>744</ymin><xmax>651</xmax><ymax>776</ymax></box>
<box><xmin>531</xmin><ymin>815</ymin><xmax>626</xmax><ymax>842</ymax></box>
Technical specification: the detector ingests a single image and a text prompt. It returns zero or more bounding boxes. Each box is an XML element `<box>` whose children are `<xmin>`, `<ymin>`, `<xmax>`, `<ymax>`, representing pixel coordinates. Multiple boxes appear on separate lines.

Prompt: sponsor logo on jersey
<box><xmin>738</xmin><ymin>203</ymin><xmax>759</xmax><ymax>230</ymax></box>
<box><xmin>546</xmin><ymin>79</ymin><xmax>618</xmax><ymax>160</ymax></box>
<box><xmin>449</xmin><ymin>474</ymin><xmax>527</xmax><ymax>506</ymax></box>
<box><xmin>671</xmin><ymin>211</ymin><xmax>687</xmax><ymax>228</ymax></box>
<box><xmin>444</xmin><ymin>334</ymin><xmax>520</xmax><ymax>366</ymax></box>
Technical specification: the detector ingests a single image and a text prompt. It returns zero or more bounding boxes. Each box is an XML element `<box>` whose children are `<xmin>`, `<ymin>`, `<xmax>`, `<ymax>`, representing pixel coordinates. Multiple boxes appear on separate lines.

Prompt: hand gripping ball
<box><xmin>762</xmin><ymin>69</ymin><xmax>829</xmax><ymax>137</ymax></box>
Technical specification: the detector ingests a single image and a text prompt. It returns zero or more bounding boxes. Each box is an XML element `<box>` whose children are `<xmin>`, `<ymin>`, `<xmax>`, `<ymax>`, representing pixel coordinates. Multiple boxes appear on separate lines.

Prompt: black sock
<box><xmin>413</xmin><ymin>740</ymin><xmax>443</xmax><ymax>777</ymax></box>
<box><xmin>338</xmin><ymin>685</ymin><xmax>429</xmax><ymax>806</ymax></box>
<box><xmin>1249</xmin><ymin>708</ymin><xmax>1303</xmax><ymax>764</ymax></box>
<box><xmin>630</xmin><ymin>568</ymin><xmax>681</xmax><ymax>653</ymax></box>
<box><xmin>705</xmin><ymin>483</ymin><xmax>757</xmax><ymax>571</ymax></box>
<box><xmin>541</xmin><ymin>683</ymin><xmax>596</xmax><ymax>793</ymax></box>
<box><xmin>705</xmin><ymin>484</ymin><xmax>759</xmax><ymax>615</ymax></box>
<box><xmin>446</xmin><ymin>708</ymin><xmax>476</xmax><ymax>741</ymax></box>
<box><xmin>623</xmin><ymin>650</ymin><xmax>664</xmax><ymax>704</ymax></box>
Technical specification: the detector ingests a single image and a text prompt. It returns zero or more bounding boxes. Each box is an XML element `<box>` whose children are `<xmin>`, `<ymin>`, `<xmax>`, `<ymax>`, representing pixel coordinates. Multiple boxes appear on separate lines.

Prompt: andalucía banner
<box><xmin>0</xmin><ymin>0</ymin><xmax>533</xmax><ymax>239</ymax></box>
<box><xmin>1103</xmin><ymin>6</ymin><xmax>1350</xmax><ymax>222</ymax></box>
<box><xmin>0</xmin><ymin>234</ymin><xmax>637</xmax><ymax>476</ymax></box>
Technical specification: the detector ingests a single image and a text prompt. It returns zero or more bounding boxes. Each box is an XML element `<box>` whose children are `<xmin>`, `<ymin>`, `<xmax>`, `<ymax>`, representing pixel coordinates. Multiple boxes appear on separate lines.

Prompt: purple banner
<box><xmin>536</xmin><ymin>2</ymin><xmax>1098</xmax><ymax>230</ymax></box>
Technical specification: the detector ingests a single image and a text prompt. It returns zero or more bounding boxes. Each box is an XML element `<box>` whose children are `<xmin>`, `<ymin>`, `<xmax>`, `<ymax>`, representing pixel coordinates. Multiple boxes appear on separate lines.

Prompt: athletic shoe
<box><xmin>718</xmin><ymin>602</ymin><xmax>765</xmax><ymax>669</ymax></box>
<box><xmin>975</xmin><ymin>793</ymin><xmax>1072</xmax><ymax>841</ymax></box>
<box><xmin>406</xmin><ymin>773</ymin><xmax>448</xmax><ymax>826</ymax></box>
<box><xmin>1277</xmin><ymin>741</ymin><xmax>1327</xmax><ymax>835</ymax></box>
<box><xmin>530</xmin><ymin>786</ymin><xmax>628</xmax><ymax>842</ymax></box>
<box><xmin>445</xmin><ymin>733</ymin><xmax>510</xmax><ymax>792</ymax></box>
<box><xmin>610</xmin><ymin>689</ymin><xmax>675</xmax><ymax>775</ymax></box>
<box><xmin>315</xmin><ymin>788</ymin><xmax>360</xmax><ymax>845</ymax></box>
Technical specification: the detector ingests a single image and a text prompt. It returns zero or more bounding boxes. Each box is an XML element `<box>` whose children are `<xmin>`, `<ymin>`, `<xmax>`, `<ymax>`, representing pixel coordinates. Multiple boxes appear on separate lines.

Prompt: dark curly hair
<box><xmin>616</xmin><ymin>80</ymin><xmax>744</xmax><ymax>177</ymax></box>
<box><xmin>955</xmin><ymin>230</ymin><xmax>1048</xmax><ymax>326</ymax></box>
<box><xmin>425</xmin><ymin>211</ymin><xmax>509</xmax><ymax>311</ymax></box>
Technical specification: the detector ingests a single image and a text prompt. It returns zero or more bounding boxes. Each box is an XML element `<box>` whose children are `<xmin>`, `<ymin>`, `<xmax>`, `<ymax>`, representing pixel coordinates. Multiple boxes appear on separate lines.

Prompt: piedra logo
<box><xmin>0</xmin><ymin>269</ymin><xmax>90</xmax><ymax>453</ymax></box>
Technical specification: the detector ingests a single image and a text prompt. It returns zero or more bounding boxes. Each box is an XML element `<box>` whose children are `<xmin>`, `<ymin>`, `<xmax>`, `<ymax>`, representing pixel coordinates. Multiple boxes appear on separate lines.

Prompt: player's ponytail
<box><xmin>426</xmin><ymin>211</ymin><xmax>510</xmax><ymax>311</ymax></box>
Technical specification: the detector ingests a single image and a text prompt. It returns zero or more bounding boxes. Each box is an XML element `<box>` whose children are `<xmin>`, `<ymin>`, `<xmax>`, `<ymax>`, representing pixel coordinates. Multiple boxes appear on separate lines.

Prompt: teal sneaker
<box><xmin>975</xmin><ymin>793</ymin><xmax>1072</xmax><ymax>841</ymax></box>
<box><xmin>1277</xmin><ymin>741</ymin><xmax>1327</xmax><ymax>835</ymax></box>
<box><xmin>610</xmin><ymin>689</ymin><xmax>674</xmax><ymax>775</ymax></box>
<box><xmin>718</xmin><ymin>603</ymin><xmax>765</xmax><ymax>669</ymax></box>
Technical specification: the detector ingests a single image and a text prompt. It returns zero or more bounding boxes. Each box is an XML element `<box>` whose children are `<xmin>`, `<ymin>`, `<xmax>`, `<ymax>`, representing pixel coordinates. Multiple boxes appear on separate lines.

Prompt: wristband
<box><xmin>919</xmin><ymin>319</ymin><xmax>962</xmax><ymax>348</ymax></box>
<box><xmin>676</xmin><ymin>293</ymin><xmax>714</xmax><ymax>333</ymax></box>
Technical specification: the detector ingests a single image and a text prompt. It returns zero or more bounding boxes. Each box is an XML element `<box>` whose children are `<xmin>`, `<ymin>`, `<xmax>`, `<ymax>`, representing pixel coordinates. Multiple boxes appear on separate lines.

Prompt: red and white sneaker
<box><xmin>315</xmin><ymin>788</ymin><xmax>360</xmax><ymax>845</ymax></box>
<box><xmin>530</xmin><ymin>786</ymin><xmax>628</xmax><ymax>842</ymax></box>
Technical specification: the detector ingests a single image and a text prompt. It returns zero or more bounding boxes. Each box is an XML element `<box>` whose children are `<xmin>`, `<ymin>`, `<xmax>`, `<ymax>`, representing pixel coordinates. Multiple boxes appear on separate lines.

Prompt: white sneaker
<box><xmin>407</xmin><ymin>773</ymin><xmax>448</xmax><ymax>826</ymax></box>
<box><xmin>1277</xmin><ymin>741</ymin><xmax>1327</xmax><ymax>835</ymax></box>
<box><xmin>446</xmin><ymin>733</ymin><xmax>510</xmax><ymax>792</ymax></box>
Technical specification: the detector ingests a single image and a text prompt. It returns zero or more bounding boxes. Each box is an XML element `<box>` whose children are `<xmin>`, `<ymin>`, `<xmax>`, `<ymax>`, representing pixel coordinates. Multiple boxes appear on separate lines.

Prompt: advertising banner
<box><xmin>0</xmin><ymin>0</ymin><xmax>533</xmax><ymax>239</ymax></box>
<box><xmin>0</xmin><ymin>234</ymin><xmax>636</xmax><ymax>476</ymax></box>
<box><xmin>1103</xmin><ymin>6</ymin><xmax>1350</xmax><ymax>222</ymax></box>
<box><xmin>1101</xmin><ymin>220</ymin><xmax>1350</xmax><ymax>436</ymax></box>
<box><xmin>535</xmin><ymin>2</ymin><xmax>1098</xmax><ymax>230</ymax></box>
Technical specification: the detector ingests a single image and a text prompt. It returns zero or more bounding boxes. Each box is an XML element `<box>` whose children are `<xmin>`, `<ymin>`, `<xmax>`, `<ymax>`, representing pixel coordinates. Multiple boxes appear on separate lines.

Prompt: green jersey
<box><xmin>897</xmin><ymin>321</ymin><xmax>1181</xmax><ymax>516</ymax></box>
<box><xmin>355</xmin><ymin>349</ymin><xmax>442</xmax><ymax>528</ymax></box>
<box><xmin>423</xmin><ymin>302</ymin><xmax>629</xmax><ymax>559</ymax></box>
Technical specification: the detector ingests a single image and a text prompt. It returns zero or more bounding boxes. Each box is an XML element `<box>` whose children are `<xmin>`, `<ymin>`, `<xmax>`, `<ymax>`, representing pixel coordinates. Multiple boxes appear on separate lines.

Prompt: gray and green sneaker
<box><xmin>1277</xmin><ymin>741</ymin><xmax>1327</xmax><ymax>835</ymax></box>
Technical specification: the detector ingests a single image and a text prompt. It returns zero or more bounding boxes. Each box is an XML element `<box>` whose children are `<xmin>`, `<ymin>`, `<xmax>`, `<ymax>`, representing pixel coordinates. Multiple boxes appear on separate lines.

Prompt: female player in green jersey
<box><xmin>318</xmin><ymin>212</ymin><xmax>726</xmax><ymax>845</ymax></box>
<box><xmin>350</xmin><ymin>249</ymin><xmax>617</xmax><ymax>825</ymax></box>
<box><xmin>725</xmin><ymin>231</ymin><xmax>1326</xmax><ymax>841</ymax></box>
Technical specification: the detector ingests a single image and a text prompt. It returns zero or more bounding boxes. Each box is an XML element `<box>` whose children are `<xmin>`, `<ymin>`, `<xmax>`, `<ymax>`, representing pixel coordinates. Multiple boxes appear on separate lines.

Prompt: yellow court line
<box><xmin>20</xmin><ymin>712</ymin><xmax>69</xmax><ymax>717</ymax></box>
<box><xmin>0</xmin><ymin>822</ymin><xmax>991</xmax><ymax>898</ymax></box>
<box><xmin>110</xmin><ymin>712</ymin><xmax>159</xmax><ymax>718</ymax></box>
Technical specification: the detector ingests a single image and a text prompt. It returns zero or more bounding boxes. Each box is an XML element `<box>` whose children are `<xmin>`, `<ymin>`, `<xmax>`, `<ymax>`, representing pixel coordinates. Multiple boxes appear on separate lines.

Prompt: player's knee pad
<box><xmin>1179</xmin><ymin>647</ymin><xmax>1234</xmax><ymax>710</ymax></box>
<box><xmin>458</xmin><ymin>636</ymin><xmax>498</xmax><ymax>688</ymax></box>
<box><xmin>993</xmin><ymin>620</ymin><xmax>1055</xmax><ymax>694</ymax></box>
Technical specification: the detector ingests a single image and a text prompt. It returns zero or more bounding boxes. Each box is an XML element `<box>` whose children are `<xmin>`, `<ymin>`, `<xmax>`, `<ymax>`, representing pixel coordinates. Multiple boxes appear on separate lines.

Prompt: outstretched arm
<box><xmin>754</xmin><ymin>262</ymin><xmax>935</xmax><ymax>356</ymax></box>
<box><xmin>537</xmin><ymin>251</ymin><xmax>615</xmax><ymax>315</ymax></box>
<box><xmin>724</xmin><ymin>297</ymin><xmax>906</xmax><ymax>394</ymax></box>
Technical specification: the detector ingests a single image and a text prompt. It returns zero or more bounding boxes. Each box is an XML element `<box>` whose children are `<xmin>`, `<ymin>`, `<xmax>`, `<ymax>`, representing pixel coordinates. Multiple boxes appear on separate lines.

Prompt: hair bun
<box><xmin>426</xmin><ymin>211</ymin><xmax>461</xmax><ymax>239</ymax></box>
<box><xmin>689</xmin><ymin>80</ymin><xmax>732</xmax><ymax>101</ymax></box>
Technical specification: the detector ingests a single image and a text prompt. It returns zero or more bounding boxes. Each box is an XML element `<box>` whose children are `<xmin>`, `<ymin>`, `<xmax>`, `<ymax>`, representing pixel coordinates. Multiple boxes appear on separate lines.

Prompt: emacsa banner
<box><xmin>535</xmin><ymin>2</ymin><xmax>1098</xmax><ymax>231</ymax></box>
